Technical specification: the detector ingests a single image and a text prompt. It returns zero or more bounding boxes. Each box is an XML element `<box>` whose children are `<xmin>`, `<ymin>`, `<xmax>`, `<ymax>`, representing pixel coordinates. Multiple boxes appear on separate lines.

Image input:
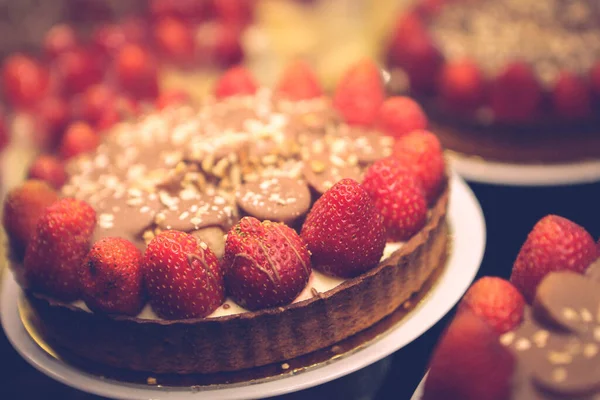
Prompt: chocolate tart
<box><xmin>11</xmin><ymin>90</ymin><xmax>451</xmax><ymax>375</ymax></box>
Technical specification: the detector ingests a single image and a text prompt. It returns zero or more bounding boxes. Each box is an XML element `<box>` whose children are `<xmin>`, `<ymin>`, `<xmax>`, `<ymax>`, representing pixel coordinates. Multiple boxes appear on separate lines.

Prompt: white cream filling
<box><xmin>70</xmin><ymin>241</ymin><xmax>405</xmax><ymax>320</ymax></box>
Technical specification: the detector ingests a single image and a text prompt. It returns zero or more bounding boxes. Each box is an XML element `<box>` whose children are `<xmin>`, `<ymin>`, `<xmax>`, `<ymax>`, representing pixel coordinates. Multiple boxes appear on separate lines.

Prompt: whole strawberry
<box><xmin>362</xmin><ymin>158</ymin><xmax>427</xmax><ymax>241</ymax></box>
<box><xmin>333</xmin><ymin>59</ymin><xmax>385</xmax><ymax>126</ymax></box>
<box><xmin>376</xmin><ymin>96</ymin><xmax>428</xmax><ymax>139</ymax></box>
<box><xmin>3</xmin><ymin>180</ymin><xmax>58</xmax><ymax>257</ymax></box>
<box><xmin>552</xmin><ymin>71</ymin><xmax>592</xmax><ymax>120</ymax></box>
<box><xmin>510</xmin><ymin>215</ymin><xmax>598</xmax><ymax>303</ymax></box>
<box><xmin>489</xmin><ymin>62</ymin><xmax>542</xmax><ymax>122</ymax></box>
<box><xmin>27</xmin><ymin>155</ymin><xmax>67</xmax><ymax>189</ymax></box>
<box><xmin>276</xmin><ymin>60</ymin><xmax>323</xmax><ymax>101</ymax></box>
<box><xmin>392</xmin><ymin>129</ymin><xmax>445</xmax><ymax>204</ymax></box>
<box><xmin>24</xmin><ymin>198</ymin><xmax>96</xmax><ymax>301</ymax></box>
<box><xmin>223</xmin><ymin>217</ymin><xmax>311</xmax><ymax>310</ymax></box>
<box><xmin>458</xmin><ymin>277</ymin><xmax>525</xmax><ymax>334</ymax></box>
<box><xmin>214</xmin><ymin>66</ymin><xmax>258</xmax><ymax>99</ymax></box>
<box><xmin>438</xmin><ymin>59</ymin><xmax>486</xmax><ymax>114</ymax></box>
<box><xmin>143</xmin><ymin>230</ymin><xmax>224</xmax><ymax>319</ymax></box>
<box><xmin>59</xmin><ymin>121</ymin><xmax>100</xmax><ymax>160</ymax></box>
<box><xmin>301</xmin><ymin>178</ymin><xmax>386</xmax><ymax>278</ymax></box>
<box><xmin>79</xmin><ymin>237</ymin><xmax>144</xmax><ymax>316</ymax></box>
<box><xmin>423</xmin><ymin>310</ymin><xmax>515</xmax><ymax>400</ymax></box>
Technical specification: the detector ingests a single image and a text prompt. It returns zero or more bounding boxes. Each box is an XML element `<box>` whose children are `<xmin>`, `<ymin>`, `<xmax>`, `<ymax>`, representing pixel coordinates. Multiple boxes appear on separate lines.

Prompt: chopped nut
<box><xmin>310</xmin><ymin>160</ymin><xmax>326</xmax><ymax>173</ymax></box>
<box><xmin>212</xmin><ymin>157</ymin><xmax>230</xmax><ymax>178</ymax></box>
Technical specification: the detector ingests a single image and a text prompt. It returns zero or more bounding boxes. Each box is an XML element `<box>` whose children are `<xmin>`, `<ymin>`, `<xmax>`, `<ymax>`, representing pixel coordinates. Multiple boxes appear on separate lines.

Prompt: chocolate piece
<box><xmin>154</xmin><ymin>188</ymin><xmax>237</xmax><ymax>231</ymax></box>
<box><xmin>340</xmin><ymin>126</ymin><xmax>394</xmax><ymax>164</ymax></box>
<box><xmin>504</xmin><ymin>272</ymin><xmax>600</xmax><ymax>398</ymax></box>
<box><xmin>236</xmin><ymin>177</ymin><xmax>311</xmax><ymax>223</ymax></box>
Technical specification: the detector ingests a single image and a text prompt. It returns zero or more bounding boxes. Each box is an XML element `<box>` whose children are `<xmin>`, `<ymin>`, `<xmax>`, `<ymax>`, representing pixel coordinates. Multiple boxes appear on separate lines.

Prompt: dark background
<box><xmin>1</xmin><ymin>179</ymin><xmax>599</xmax><ymax>399</ymax></box>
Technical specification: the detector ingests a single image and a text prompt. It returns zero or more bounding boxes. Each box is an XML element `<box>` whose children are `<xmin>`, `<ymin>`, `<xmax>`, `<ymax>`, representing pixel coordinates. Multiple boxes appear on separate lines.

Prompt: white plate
<box><xmin>0</xmin><ymin>173</ymin><xmax>485</xmax><ymax>400</ymax></box>
<box><xmin>449</xmin><ymin>152</ymin><xmax>600</xmax><ymax>186</ymax></box>
<box><xmin>410</xmin><ymin>373</ymin><xmax>427</xmax><ymax>400</ymax></box>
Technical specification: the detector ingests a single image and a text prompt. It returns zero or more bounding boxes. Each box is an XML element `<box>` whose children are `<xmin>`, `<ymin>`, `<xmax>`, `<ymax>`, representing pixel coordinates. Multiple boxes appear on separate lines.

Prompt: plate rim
<box><xmin>449</xmin><ymin>152</ymin><xmax>600</xmax><ymax>186</ymax></box>
<box><xmin>0</xmin><ymin>172</ymin><xmax>485</xmax><ymax>400</ymax></box>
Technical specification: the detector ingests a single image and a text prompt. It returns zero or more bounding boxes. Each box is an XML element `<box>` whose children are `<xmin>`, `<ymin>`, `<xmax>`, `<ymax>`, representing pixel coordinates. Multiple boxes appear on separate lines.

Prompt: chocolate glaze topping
<box><xmin>430</xmin><ymin>0</ymin><xmax>600</xmax><ymax>87</ymax></box>
<box><xmin>61</xmin><ymin>89</ymin><xmax>394</xmax><ymax>253</ymax></box>
<box><xmin>501</xmin><ymin>269</ymin><xmax>600</xmax><ymax>399</ymax></box>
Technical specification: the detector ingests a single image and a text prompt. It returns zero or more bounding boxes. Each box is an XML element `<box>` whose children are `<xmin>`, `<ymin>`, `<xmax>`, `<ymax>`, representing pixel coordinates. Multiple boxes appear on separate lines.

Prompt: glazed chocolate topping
<box><xmin>502</xmin><ymin>270</ymin><xmax>600</xmax><ymax>399</ymax></box>
<box><xmin>61</xmin><ymin>90</ymin><xmax>393</xmax><ymax>250</ymax></box>
<box><xmin>430</xmin><ymin>0</ymin><xmax>600</xmax><ymax>87</ymax></box>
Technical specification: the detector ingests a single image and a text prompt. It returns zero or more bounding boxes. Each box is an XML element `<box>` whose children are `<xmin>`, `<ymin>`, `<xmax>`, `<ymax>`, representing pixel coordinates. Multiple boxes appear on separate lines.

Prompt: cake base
<box><xmin>20</xmin><ymin>182</ymin><xmax>450</xmax><ymax>376</ymax></box>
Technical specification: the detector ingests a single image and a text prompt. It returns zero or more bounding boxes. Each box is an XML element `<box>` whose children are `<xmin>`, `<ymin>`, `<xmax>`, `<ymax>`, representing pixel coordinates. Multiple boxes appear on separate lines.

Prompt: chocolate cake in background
<box><xmin>386</xmin><ymin>0</ymin><xmax>600</xmax><ymax>163</ymax></box>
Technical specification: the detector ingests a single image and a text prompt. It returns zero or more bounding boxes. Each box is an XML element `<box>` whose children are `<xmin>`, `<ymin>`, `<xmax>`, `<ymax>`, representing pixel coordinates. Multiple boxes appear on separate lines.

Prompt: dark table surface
<box><xmin>2</xmin><ymin>179</ymin><xmax>600</xmax><ymax>400</ymax></box>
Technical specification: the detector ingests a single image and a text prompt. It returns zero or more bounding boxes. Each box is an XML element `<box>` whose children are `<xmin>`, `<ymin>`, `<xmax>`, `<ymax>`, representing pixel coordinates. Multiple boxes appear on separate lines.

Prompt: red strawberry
<box><xmin>387</xmin><ymin>12</ymin><xmax>429</xmax><ymax>66</ymax></box>
<box><xmin>392</xmin><ymin>130</ymin><xmax>445</xmax><ymax>204</ymax></box>
<box><xmin>2</xmin><ymin>54</ymin><xmax>50</xmax><ymax>108</ymax></box>
<box><xmin>43</xmin><ymin>24</ymin><xmax>78</xmax><ymax>60</ymax></box>
<box><xmin>115</xmin><ymin>44</ymin><xmax>159</xmax><ymax>100</ymax></box>
<box><xmin>153</xmin><ymin>17</ymin><xmax>194</xmax><ymax>64</ymax></box>
<box><xmin>3</xmin><ymin>180</ymin><xmax>59</xmax><ymax>257</ymax></box>
<box><xmin>155</xmin><ymin>90</ymin><xmax>190</xmax><ymax>110</ymax></box>
<box><xmin>214</xmin><ymin>66</ymin><xmax>258</xmax><ymax>99</ymax></box>
<box><xmin>333</xmin><ymin>59</ymin><xmax>385</xmax><ymax>126</ymax></box>
<box><xmin>224</xmin><ymin>217</ymin><xmax>312</xmax><ymax>310</ymax></box>
<box><xmin>59</xmin><ymin>121</ymin><xmax>100</xmax><ymax>159</ymax></box>
<box><xmin>511</xmin><ymin>215</ymin><xmax>598</xmax><ymax>303</ymax></box>
<box><xmin>276</xmin><ymin>60</ymin><xmax>323</xmax><ymax>101</ymax></box>
<box><xmin>438</xmin><ymin>59</ymin><xmax>486</xmax><ymax>114</ymax></box>
<box><xmin>301</xmin><ymin>178</ymin><xmax>386</xmax><ymax>278</ymax></box>
<box><xmin>195</xmin><ymin>22</ymin><xmax>244</xmax><ymax>67</ymax></box>
<box><xmin>27</xmin><ymin>155</ymin><xmax>67</xmax><ymax>189</ymax></box>
<box><xmin>376</xmin><ymin>96</ymin><xmax>428</xmax><ymax>138</ymax></box>
<box><xmin>459</xmin><ymin>277</ymin><xmax>525</xmax><ymax>334</ymax></box>
<box><xmin>92</xmin><ymin>19</ymin><xmax>148</xmax><ymax>57</ymax></box>
<box><xmin>143</xmin><ymin>230</ymin><xmax>224</xmax><ymax>319</ymax></box>
<box><xmin>210</xmin><ymin>0</ymin><xmax>254</xmax><ymax>25</ymax></box>
<box><xmin>35</xmin><ymin>96</ymin><xmax>70</xmax><ymax>147</ymax></box>
<box><xmin>422</xmin><ymin>310</ymin><xmax>515</xmax><ymax>400</ymax></box>
<box><xmin>55</xmin><ymin>47</ymin><xmax>104</xmax><ymax>96</ymax></box>
<box><xmin>78</xmin><ymin>84</ymin><xmax>115</xmax><ymax>126</ymax></box>
<box><xmin>552</xmin><ymin>71</ymin><xmax>592</xmax><ymax>119</ymax></box>
<box><xmin>79</xmin><ymin>237</ymin><xmax>144</xmax><ymax>315</ymax></box>
<box><xmin>24</xmin><ymin>198</ymin><xmax>96</xmax><ymax>301</ymax></box>
<box><xmin>489</xmin><ymin>62</ymin><xmax>542</xmax><ymax>122</ymax></box>
<box><xmin>362</xmin><ymin>158</ymin><xmax>427</xmax><ymax>241</ymax></box>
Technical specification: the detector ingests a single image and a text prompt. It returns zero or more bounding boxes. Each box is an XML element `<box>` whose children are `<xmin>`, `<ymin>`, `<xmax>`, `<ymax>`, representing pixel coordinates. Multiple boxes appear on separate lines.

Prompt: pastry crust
<box><xmin>23</xmin><ymin>179</ymin><xmax>450</xmax><ymax>374</ymax></box>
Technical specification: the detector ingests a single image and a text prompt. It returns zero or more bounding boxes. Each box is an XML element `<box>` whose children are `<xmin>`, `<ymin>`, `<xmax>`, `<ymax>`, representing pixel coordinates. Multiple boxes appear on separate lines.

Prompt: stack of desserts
<box><xmin>3</xmin><ymin>59</ymin><xmax>452</xmax><ymax>376</ymax></box>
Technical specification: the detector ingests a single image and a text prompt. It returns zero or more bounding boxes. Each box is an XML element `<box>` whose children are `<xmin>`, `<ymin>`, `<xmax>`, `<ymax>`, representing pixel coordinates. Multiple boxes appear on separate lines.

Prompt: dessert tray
<box><xmin>1</xmin><ymin>172</ymin><xmax>484</xmax><ymax>400</ymax></box>
<box><xmin>449</xmin><ymin>152</ymin><xmax>600</xmax><ymax>187</ymax></box>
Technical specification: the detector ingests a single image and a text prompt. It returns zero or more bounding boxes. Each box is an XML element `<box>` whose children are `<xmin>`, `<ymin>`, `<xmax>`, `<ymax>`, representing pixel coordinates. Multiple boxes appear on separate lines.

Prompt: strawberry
<box><xmin>459</xmin><ymin>277</ymin><xmax>525</xmax><ymax>334</ymax></box>
<box><xmin>27</xmin><ymin>155</ymin><xmax>67</xmax><ymax>189</ymax></box>
<box><xmin>214</xmin><ymin>66</ymin><xmax>258</xmax><ymax>99</ymax></box>
<box><xmin>210</xmin><ymin>0</ymin><xmax>254</xmax><ymax>25</ymax></box>
<box><xmin>376</xmin><ymin>96</ymin><xmax>428</xmax><ymax>139</ymax></box>
<box><xmin>489</xmin><ymin>62</ymin><xmax>542</xmax><ymax>122</ymax></box>
<box><xmin>552</xmin><ymin>70</ymin><xmax>592</xmax><ymax>119</ymax></box>
<box><xmin>115</xmin><ymin>44</ymin><xmax>159</xmax><ymax>100</ymax></box>
<box><xmin>155</xmin><ymin>90</ymin><xmax>190</xmax><ymax>110</ymax></box>
<box><xmin>224</xmin><ymin>217</ymin><xmax>311</xmax><ymax>310</ymax></box>
<box><xmin>78</xmin><ymin>84</ymin><xmax>115</xmax><ymax>126</ymax></box>
<box><xmin>2</xmin><ymin>54</ymin><xmax>50</xmax><ymax>108</ymax></box>
<box><xmin>422</xmin><ymin>310</ymin><xmax>515</xmax><ymax>400</ymax></box>
<box><xmin>276</xmin><ymin>60</ymin><xmax>323</xmax><ymax>101</ymax></box>
<box><xmin>392</xmin><ymin>130</ymin><xmax>445</xmax><ymax>204</ymax></box>
<box><xmin>35</xmin><ymin>96</ymin><xmax>70</xmax><ymax>147</ymax></box>
<box><xmin>301</xmin><ymin>179</ymin><xmax>385</xmax><ymax>278</ymax></box>
<box><xmin>79</xmin><ymin>237</ymin><xmax>144</xmax><ymax>316</ymax></box>
<box><xmin>54</xmin><ymin>47</ymin><xmax>104</xmax><ymax>96</ymax></box>
<box><xmin>43</xmin><ymin>24</ymin><xmax>78</xmax><ymax>60</ymax></box>
<box><xmin>143</xmin><ymin>230</ymin><xmax>224</xmax><ymax>319</ymax></box>
<box><xmin>333</xmin><ymin>59</ymin><xmax>385</xmax><ymax>126</ymax></box>
<box><xmin>3</xmin><ymin>180</ymin><xmax>59</xmax><ymax>257</ymax></box>
<box><xmin>59</xmin><ymin>121</ymin><xmax>100</xmax><ymax>159</ymax></box>
<box><xmin>362</xmin><ymin>158</ymin><xmax>427</xmax><ymax>241</ymax></box>
<box><xmin>510</xmin><ymin>215</ymin><xmax>598</xmax><ymax>303</ymax></box>
<box><xmin>438</xmin><ymin>59</ymin><xmax>486</xmax><ymax>114</ymax></box>
<box><xmin>92</xmin><ymin>19</ymin><xmax>148</xmax><ymax>57</ymax></box>
<box><xmin>153</xmin><ymin>17</ymin><xmax>194</xmax><ymax>64</ymax></box>
<box><xmin>387</xmin><ymin>12</ymin><xmax>429</xmax><ymax>66</ymax></box>
<box><xmin>24</xmin><ymin>198</ymin><xmax>96</xmax><ymax>301</ymax></box>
